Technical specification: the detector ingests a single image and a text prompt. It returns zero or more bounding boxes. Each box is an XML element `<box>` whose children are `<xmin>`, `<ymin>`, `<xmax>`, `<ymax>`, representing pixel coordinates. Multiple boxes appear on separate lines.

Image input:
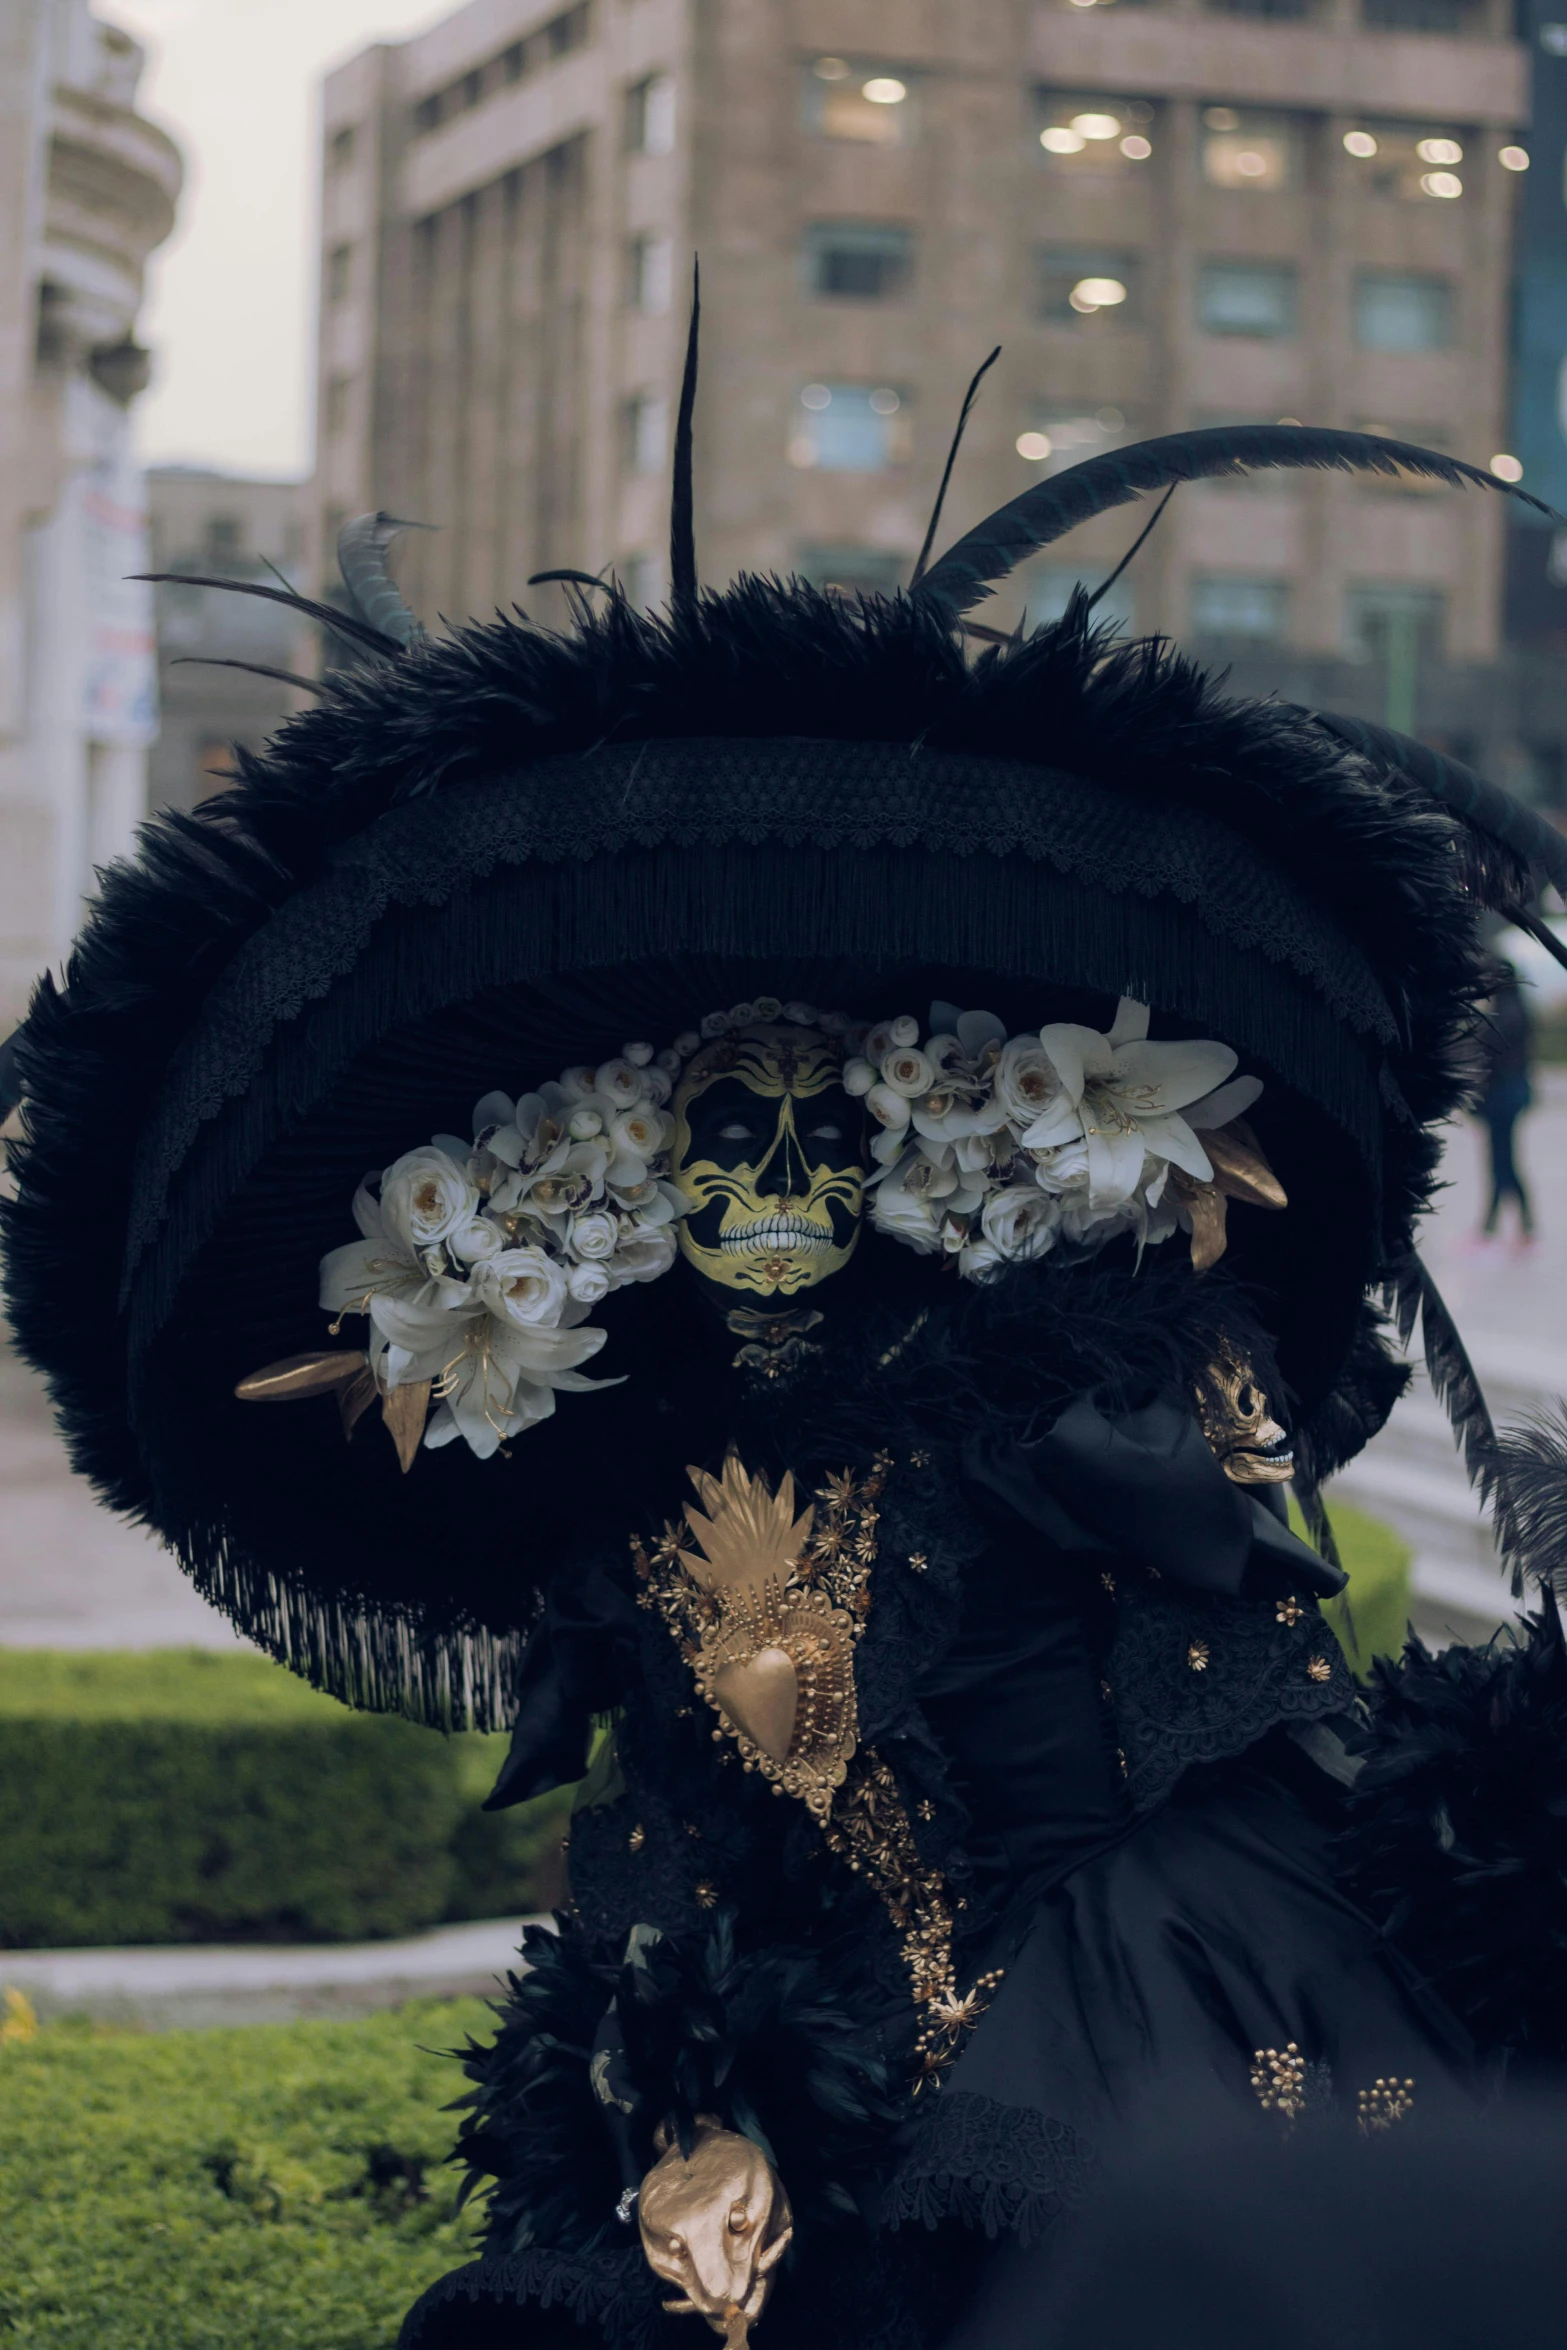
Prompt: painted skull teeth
<box><xmin>720</xmin><ymin>1214</ymin><xmax>835</xmax><ymax>1255</ymax></box>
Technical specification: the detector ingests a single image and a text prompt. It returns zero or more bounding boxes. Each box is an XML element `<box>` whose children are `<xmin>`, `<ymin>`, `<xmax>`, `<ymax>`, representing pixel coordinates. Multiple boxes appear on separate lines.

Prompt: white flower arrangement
<box><xmin>851</xmin><ymin>998</ymin><xmax>1262</xmax><ymax>1282</ymax></box>
<box><xmin>315</xmin><ymin>995</ymin><xmax>1263</xmax><ymax>1462</ymax></box>
<box><xmin>319</xmin><ymin>1048</ymin><xmax>689</xmax><ymax>1460</ymax></box>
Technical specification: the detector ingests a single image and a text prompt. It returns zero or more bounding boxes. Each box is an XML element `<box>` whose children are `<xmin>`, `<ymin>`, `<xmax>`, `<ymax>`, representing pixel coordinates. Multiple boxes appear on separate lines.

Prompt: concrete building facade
<box><xmin>0</xmin><ymin>1</ymin><xmax>181</xmax><ymax>1029</ymax></box>
<box><xmin>146</xmin><ymin>468</ymin><xmax>311</xmax><ymax>816</ymax></box>
<box><xmin>317</xmin><ymin>0</ymin><xmax>1533</xmax><ymax>759</ymax></box>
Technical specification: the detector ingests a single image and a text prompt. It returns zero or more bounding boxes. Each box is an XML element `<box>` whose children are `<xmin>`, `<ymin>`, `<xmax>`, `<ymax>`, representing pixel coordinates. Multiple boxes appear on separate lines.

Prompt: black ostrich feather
<box><xmin>336</xmin><ymin>512</ymin><xmax>429</xmax><ymax>647</ymax></box>
<box><xmin>1338</xmin><ymin>1608</ymin><xmax>1567</xmax><ymax>2073</ymax></box>
<box><xmin>136</xmin><ymin>570</ymin><xmax>405</xmax><ymax>662</ymax></box>
<box><xmin>913</xmin><ymin>426</ymin><xmax>1558</xmax><ymax>620</ymax></box>
<box><xmin>1494</xmin><ymin>1412</ymin><xmax>1567</xmax><ymax>1599</ymax></box>
<box><xmin>1382</xmin><ymin>1252</ymin><xmax>1516</xmax><ymax>1577</ymax></box>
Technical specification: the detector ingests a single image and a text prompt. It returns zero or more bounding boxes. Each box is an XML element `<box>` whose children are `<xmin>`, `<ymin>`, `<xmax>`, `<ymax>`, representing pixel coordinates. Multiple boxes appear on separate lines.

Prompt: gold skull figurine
<box><xmin>638</xmin><ymin>2116</ymin><xmax>794</xmax><ymax>2346</ymax></box>
<box><xmin>670</xmin><ymin>1026</ymin><xmax>868</xmax><ymax>1300</ymax></box>
<box><xmin>1197</xmin><ymin>1355</ymin><xmax>1295</xmax><ymax>1485</ymax></box>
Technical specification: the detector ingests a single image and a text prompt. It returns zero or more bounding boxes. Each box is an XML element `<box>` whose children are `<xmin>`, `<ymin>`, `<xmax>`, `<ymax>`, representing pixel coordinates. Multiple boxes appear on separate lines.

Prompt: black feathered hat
<box><xmin>4</xmin><ymin>340</ymin><xmax>1559</xmax><ymax>1724</ymax></box>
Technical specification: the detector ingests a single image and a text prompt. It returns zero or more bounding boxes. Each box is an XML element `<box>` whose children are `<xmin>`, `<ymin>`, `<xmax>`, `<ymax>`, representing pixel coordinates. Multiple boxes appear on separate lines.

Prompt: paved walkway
<box><xmin>0</xmin><ymin>1915</ymin><xmax>540</xmax><ymax>2028</ymax></box>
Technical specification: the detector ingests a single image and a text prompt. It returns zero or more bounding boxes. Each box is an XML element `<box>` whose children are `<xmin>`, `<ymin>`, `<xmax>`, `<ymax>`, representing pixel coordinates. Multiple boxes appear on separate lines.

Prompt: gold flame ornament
<box><xmin>638</xmin><ymin>2117</ymin><xmax>793</xmax><ymax>2347</ymax></box>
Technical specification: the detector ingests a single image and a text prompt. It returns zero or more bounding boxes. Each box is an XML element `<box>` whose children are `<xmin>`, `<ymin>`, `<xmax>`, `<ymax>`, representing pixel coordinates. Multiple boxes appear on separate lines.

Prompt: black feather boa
<box><xmin>452</xmin><ymin>1909</ymin><xmax>910</xmax><ymax>2259</ymax></box>
<box><xmin>1337</xmin><ymin>1606</ymin><xmax>1567</xmax><ymax>2075</ymax></box>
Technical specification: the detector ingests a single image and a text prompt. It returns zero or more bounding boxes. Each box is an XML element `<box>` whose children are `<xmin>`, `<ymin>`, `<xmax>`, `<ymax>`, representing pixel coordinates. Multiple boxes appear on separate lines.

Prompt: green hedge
<box><xmin>1309</xmin><ymin>1498</ymin><xmax>1414</xmax><ymax>1679</ymax></box>
<box><xmin>0</xmin><ymin>1998</ymin><xmax>486</xmax><ymax>2349</ymax></box>
<box><xmin>0</xmin><ymin>1650</ymin><xmax>567</xmax><ymax>1949</ymax></box>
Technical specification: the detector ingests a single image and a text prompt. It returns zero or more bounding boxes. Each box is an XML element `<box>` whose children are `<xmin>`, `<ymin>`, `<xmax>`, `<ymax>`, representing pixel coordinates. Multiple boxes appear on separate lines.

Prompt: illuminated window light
<box><xmin>1233</xmin><ymin>149</ymin><xmax>1269</xmax><ymax>178</ymax></box>
<box><xmin>1069</xmin><ymin>276</ymin><xmax>1127</xmax><ymax>312</ymax></box>
<box><xmin>1343</xmin><ymin>131</ymin><xmax>1378</xmax><ymax>158</ymax></box>
<box><xmin>1417</xmin><ymin>136</ymin><xmax>1462</xmax><ymax>165</ymax></box>
<box><xmin>862</xmin><ymin>77</ymin><xmax>906</xmax><ymax>104</ymax></box>
<box><xmin>800</xmin><ymin>383</ymin><xmax>832</xmax><ymax>410</ymax></box>
<box><xmin>1071</xmin><ymin>112</ymin><xmax>1121</xmax><ymax>139</ymax></box>
<box><xmin>869</xmin><ymin>387</ymin><xmax>901</xmax><ymax>414</ymax></box>
<box><xmin>1500</xmin><ymin>145</ymin><xmax>1530</xmax><ymax>170</ymax></box>
<box><xmin>1017</xmin><ymin>431</ymin><xmax>1054</xmax><ymax>460</ymax></box>
<box><xmin>1420</xmin><ymin>171</ymin><xmax>1462</xmax><ymax>199</ymax></box>
<box><xmin>1121</xmin><ymin>134</ymin><xmax>1152</xmax><ymax>159</ymax></box>
<box><xmin>1041</xmin><ymin>125</ymin><xmax>1086</xmax><ymax>153</ymax></box>
<box><xmin>787</xmin><ymin>437</ymin><xmax>819</xmax><ymax>468</ymax></box>
<box><xmin>813</xmin><ymin>56</ymin><xmax>850</xmax><ymax>79</ymax></box>
<box><xmin>1490</xmin><ymin>452</ymin><xmax>1524</xmax><ymax>482</ymax></box>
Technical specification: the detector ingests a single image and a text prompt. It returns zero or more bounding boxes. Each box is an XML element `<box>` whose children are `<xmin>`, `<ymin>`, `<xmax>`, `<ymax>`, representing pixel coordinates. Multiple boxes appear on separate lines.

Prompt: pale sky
<box><xmin>108</xmin><ymin>0</ymin><xmax>448</xmax><ymax>479</ymax></box>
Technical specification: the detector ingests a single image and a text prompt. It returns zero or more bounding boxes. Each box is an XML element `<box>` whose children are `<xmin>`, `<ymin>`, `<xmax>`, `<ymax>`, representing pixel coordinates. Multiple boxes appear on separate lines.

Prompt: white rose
<box><xmin>699</xmin><ymin>1013</ymin><xmax>729</xmax><ymax>1040</ymax></box>
<box><xmin>819</xmin><ymin>1009</ymin><xmax>851</xmax><ymax>1037</ymax></box>
<box><xmin>842</xmin><ymin>1057</ymin><xmax>877</xmax><ymax>1097</ymax></box>
<box><xmin>568</xmin><ymin>1210</ymin><xmax>620</xmax><ymax>1262</ymax></box>
<box><xmin>476</xmin><ymin>1247</ymin><xmax>568</xmax><ymax>1329</ymax></box>
<box><xmin>870</xmin><ymin>1156</ymin><xmax>946</xmax><ymax>1255</ymax></box>
<box><xmin>981</xmin><ymin>1185</ymin><xmax>1061</xmax><ymax>1261</ymax></box>
<box><xmin>450</xmin><ymin>1216</ymin><xmax>503</xmax><ymax>1262</ymax></box>
<box><xmin>880</xmin><ymin>1046</ymin><xmax>936</xmax><ymax>1099</ymax></box>
<box><xmin>783</xmin><ymin>1000</ymin><xmax>817</xmax><ymax>1025</ymax></box>
<box><xmin>673</xmin><ymin>1031</ymin><xmax>702</xmax><ymax>1056</ymax></box>
<box><xmin>655</xmin><ymin>1046</ymin><xmax>684</xmax><ymax>1075</ymax></box>
<box><xmin>567</xmin><ymin>1260</ymin><xmax>612</xmax><ymax>1303</ymax></box>
<box><xmin>866</xmin><ymin>1082</ymin><xmax>912</xmax><ymax>1132</ymax></box>
<box><xmin>595</xmin><ymin>1059</ymin><xmax>643</xmax><ymax>1110</ymax></box>
<box><xmin>623</xmin><ymin>1040</ymin><xmax>655</xmax><ymax>1067</ymax></box>
<box><xmin>752</xmin><ymin>996</ymin><xmax>782</xmax><ymax>1021</ymax></box>
<box><xmin>641</xmin><ymin>1063</ymin><xmax>673</xmax><ymax>1106</ymax></box>
<box><xmin>864</xmin><ymin>1021</ymin><xmax>897</xmax><ymax>1064</ymax></box>
<box><xmin>568</xmin><ymin>1107</ymin><xmax>605</xmax><ymax>1139</ymax></box>
<box><xmin>611</xmin><ymin>1106</ymin><xmax>667</xmax><ymax>1158</ymax></box>
<box><xmin>956</xmin><ymin>1237</ymin><xmax>1006</xmax><ymax>1283</ymax></box>
<box><xmin>612</xmin><ymin>1228</ymin><xmax>679</xmax><ymax>1283</ymax></box>
<box><xmin>728</xmin><ymin>1001</ymin><xmax>758</xmax><ymax>1025</ymax></box>
<box><xmin>994</xmin><ymin>1038</ymin><xmax>1075</xmax><ymax>1141</ymax></box>
<box><xmin>888</xmin><ymin>1014</ymin><xmax>920</xmax><ymax>1048</ymax></box>
<box><xmin>380</xmin><ymin>1147</ymin><xmax>478</xmax><ymax>1257</ymax></box>
<box><xmin>557</xmin><ymin>1065</ymin><xmax>598</xmax><ymax>1104</ymax></box>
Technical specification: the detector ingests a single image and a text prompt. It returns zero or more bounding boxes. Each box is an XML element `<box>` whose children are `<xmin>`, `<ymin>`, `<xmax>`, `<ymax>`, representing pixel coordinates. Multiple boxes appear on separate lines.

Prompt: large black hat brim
<box><xmin>1</xmin><ymin>589</ymin><xmax>1487</xmax><ymax>1716</ymax></box>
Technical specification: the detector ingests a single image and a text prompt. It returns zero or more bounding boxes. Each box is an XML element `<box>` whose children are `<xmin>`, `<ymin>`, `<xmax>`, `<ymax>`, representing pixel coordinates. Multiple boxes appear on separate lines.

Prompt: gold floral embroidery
<box><xmin>1357</xmin><ymin>2077</ymin><xmax>1415</xmax><ymax>2133</ymax></box>
<box><xmin>1250</xmin><ymin>2042</ymin><xmax>1308</xmax><ymax>2126</ymax></box>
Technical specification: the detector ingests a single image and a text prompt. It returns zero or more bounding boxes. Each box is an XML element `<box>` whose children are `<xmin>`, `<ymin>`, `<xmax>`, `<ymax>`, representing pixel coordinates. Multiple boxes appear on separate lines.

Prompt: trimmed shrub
<box><xmin>0</xmin><ymin>1650</ymin><xmax>567</xmax><ymax>1948</ymax></box>
<box><xmin>1316</xmin><ymin>1499</ymin><xmax>1415</xmax><ymax>1678</ymax></box>
<box><xmin>0</xmin><ymin>1998</ymin><xmax>487</xmax><ymax>2349</ymax></box>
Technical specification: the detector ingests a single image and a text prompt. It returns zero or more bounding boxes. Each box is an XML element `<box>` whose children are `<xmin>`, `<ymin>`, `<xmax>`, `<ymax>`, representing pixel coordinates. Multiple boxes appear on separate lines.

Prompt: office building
<box><xmin>317</xmin><ymin>0</ymin><xmax>1532</xmax><ymax>765</ymax></box>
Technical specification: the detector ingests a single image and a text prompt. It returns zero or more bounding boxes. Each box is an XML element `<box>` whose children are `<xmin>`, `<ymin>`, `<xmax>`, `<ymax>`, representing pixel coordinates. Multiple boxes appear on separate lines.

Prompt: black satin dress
<box><xmin>909</xmin><ymin>1445</ymin><xmax>1472</xmax><ymax>2346</ymax></box>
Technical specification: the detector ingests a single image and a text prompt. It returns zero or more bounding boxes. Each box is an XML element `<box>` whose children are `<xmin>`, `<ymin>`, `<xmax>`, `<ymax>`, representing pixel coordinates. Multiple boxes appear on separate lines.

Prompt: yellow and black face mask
<box><xmin>671</xmin><ymin>1027</ymin><xmax>867</xmax><ymax>1298</ymax></box>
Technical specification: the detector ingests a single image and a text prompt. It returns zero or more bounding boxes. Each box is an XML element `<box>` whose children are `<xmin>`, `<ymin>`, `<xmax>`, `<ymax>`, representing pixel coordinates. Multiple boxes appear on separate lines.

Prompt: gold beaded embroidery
<box><xmin>1357</xmin><ymin>2077</ymin><xmax>1415</xmax><ymax>2134</ymax></box>
<box><xmin>1250</xmin><ymin>2042</ymin><xmax>1308</xmax><ymax>2125</ymax></box>
<box><xmin>1187</xmin><ymin>1638</ymin><xmax>1211</xmax><ymax>1672</ymax></box>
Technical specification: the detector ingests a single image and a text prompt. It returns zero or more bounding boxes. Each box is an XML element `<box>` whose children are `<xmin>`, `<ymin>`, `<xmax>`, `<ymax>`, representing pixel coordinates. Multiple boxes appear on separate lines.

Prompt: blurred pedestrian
<box><xmin>1475</xmin><ymin>960</ymin><xmax>1535</xmax><ymax>1247</ymax></box>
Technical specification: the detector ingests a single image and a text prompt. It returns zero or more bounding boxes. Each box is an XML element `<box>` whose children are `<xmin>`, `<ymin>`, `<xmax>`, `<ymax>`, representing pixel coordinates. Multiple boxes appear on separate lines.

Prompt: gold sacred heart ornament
<box><xmin>675</xmin><ymin>1455</ymin><xmax>861</xmax><ymax>1820</ymax></box>
<box><xmin>711</xmin><ymin>1646</ymin><xmax>798</xmax><ymax>1763</ymax></box>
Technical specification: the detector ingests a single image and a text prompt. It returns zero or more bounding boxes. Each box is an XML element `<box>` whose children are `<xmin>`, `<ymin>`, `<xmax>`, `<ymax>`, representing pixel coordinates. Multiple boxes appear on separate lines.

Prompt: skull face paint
<box><xmin>671</xmin><ymin>1027</ymin><xmax>868</xmax><ymax>1297</ymax></box>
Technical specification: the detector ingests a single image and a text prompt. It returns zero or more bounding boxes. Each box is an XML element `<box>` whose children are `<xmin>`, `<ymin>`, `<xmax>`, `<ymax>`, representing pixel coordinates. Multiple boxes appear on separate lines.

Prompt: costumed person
<box><xmin>7</xmin><ymin>319</ymin><xmax>1567</xmax><ymax>2350</ymax></box>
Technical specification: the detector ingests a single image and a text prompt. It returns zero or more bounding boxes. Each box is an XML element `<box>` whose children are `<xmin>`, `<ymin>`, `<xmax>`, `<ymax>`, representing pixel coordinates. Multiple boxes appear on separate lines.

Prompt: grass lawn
<box><xmin>0</xmin><ymin>1998</ymin><xmax>490</xmax><ymax>2349</ymax></box>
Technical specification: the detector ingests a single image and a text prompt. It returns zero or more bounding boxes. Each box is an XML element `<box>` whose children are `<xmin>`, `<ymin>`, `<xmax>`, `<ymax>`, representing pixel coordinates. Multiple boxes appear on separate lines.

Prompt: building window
<box><xmin>803</xmin><ymin>222</ymin><xmax>915</xmax><ymax>301</ymax></box>
<box><xmin>1016</xmin><ymin>405</ymin><xmax>1133</xmax><ymax>470</ymax></box>
<box><xmin>328</xmin><ymin>124</ymin><xmax>357</xmax><ymax>170</ymax></box>
<box><xmin>624</xmin><ymin>391</ymin><xmax>668</xmax><ymax>474</ymax></box>
<box><xmin>1196</xmin><ymin>261</ymin><xmax>1297</xmax><ymax>338</ymax></box>
<box><xmin>1361</xmin><ymin>0</ymin><xmax>1481</xmax><ymax>28</ymax></box>
<box><xmin>797</xmin><ymin>545</ymin><xmax>906</xmax><ymax>598</ymax></box>
<box><xmin>503</xmin><ymin>41</ymin><xmax>526</xmax><ymax>80</ymax></box>
<box><xmin>414</xmin><ymin>94</ymin><xmax>440</xmax><ymax>134</ymax></box>
<box><xmin>1038</xmin><ymin>248</ymin><xmax>1140</xmax><ymax>325</ymax></box>
<box><xmin>324</xmin><ymin>374</ymin><xmax>352</xmax><ymax>436</ymax></box>
<box><xmin>1206</xmin><ymin>0</ymin><xmax>1311</xmax><ymax>18</ymax></box>
<box><xmin>1354</xmin><ymin>272</ymin><xmax>1453</xmax><ymax>351</ymax></box>
<box><xmin>1346</xmin><ymin>584</ymin><xmax>1445</xmax><ymax>659</ymax></box>
<box><xmin>1199</xmin><ymin>106</ymin><xmax>1301</xmax><ymax>191</ymax></box>
<box><xmin>803</xmin><ymin>56</ymin><xmax>917</xmax><ymax>145</ymax></box>
<box><xmin>1191</xmin><ymin>575</ymin><xmax>1290</xmax><ymax>639</ymax></box>
<box><xmin>626</xmin><ymin>73</ymin><xmax>676</xmax><ymax>155</ymax></box>
<box><xmin>1019</xmin><ymin>560</ymin><xmax>1136</xmax><ymax>633</ymax></box>
<box><xmin>628</xmin><ymin>233</ymin><xmax>673</xmax><ymax>315</ymax></box>
<box><xmin>548</xmin><ymin>3</ymin><xmax>591</xmax><ymax>56</ymax></box>
<box><xmin>1036</xmin><ymin>92</ymin><xmax>1156</xmax><ymax>169</ymax></box>
<box><xmin>204</xmin><ymin>515</ymin><xmax>243</xmax><ymax>563</ymax></box>
<box><xmin>326</xmin><ymin>243</ymin><xmax>352</xmax><ymax>303</ymax></box>
<box><xmin>788</xmin><ymin>383</ymin><xmax>912</xmax><ymax>471</ymax></box>
<box><xmin>1341</xmin><ymin>121</ymin><xmax>1466</xmax><ymax>201</ymax></box>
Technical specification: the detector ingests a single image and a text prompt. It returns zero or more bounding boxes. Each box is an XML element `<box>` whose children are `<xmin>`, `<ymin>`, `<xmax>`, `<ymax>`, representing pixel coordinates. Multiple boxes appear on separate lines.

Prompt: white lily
<box><xmin>1040</xmin><ymin>997</ymin><xmax>1237</xmax><ymax>1209</ymax></box>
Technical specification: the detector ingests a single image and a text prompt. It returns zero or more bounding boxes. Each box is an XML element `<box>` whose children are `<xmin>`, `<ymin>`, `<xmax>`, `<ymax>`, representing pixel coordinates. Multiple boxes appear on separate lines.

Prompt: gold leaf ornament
<box><xmin>234</xmin><ymin>1350</ymin><xmax>432</xmax><ymax>1473</ymax></box>
<box><xmin>1171</xmin><ymin>1115</ymin><xmax>1287</xmax><ymax>1273</ymax></box>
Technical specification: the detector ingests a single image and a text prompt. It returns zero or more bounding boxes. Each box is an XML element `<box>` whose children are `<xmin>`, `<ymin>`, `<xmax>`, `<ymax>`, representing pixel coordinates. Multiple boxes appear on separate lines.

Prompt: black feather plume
<box><xmin>136</xmin><ymin>573</ymin><xmax>404</xmax><ymax>661</ymax></box>
<box><xmin>169</xmin><ymin>656</ymin><xmax>324</xmax><ymax>696</ymax></box>
<box><xmin>670</xmin><ymin>260</ymin><xmax>700</xmax><ymax>617</ymax></box>
<box><xmin>912</xmin><ymin>426</ymin><xmax>1561</xmax><ymax>619</ymax></box>
<box><xmin>1383</xmin><ymin>1253</ymin><xmax>1516</xmax><ymax>1578</ymax></box>
<box><xmin>1493</xmin><ymin>1413</ymin><xmax>1567</xmax><ymax>1599</ymax></box>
